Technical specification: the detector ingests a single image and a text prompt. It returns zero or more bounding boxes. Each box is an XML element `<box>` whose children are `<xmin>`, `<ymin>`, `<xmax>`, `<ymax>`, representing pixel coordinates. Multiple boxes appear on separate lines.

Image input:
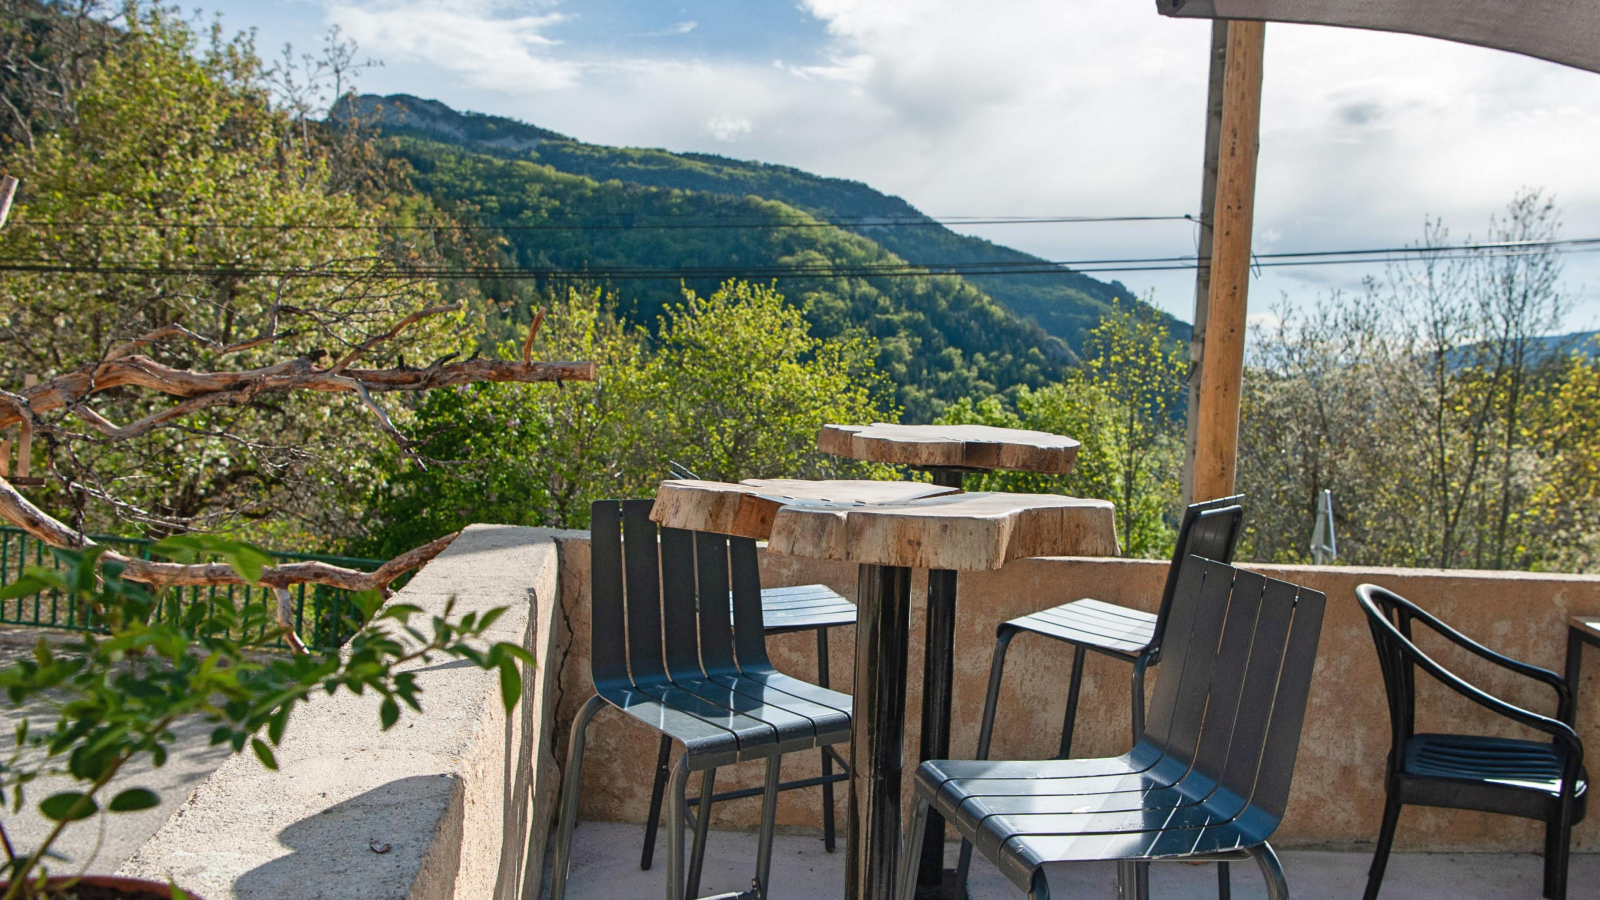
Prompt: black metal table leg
<box><xmin>916</xmin><ymin>468</ymin><xmax>965</xmax><ymax>898</ymax></box>
<box><xmin>849</xmin><ymin>563</ymin><xmax>914</xmax><ymax>900</ymax></box>
<box><xmin>1565</xmin><ymin>626</ymin><xmax>1587</xmax><ymax>727</ymax></box>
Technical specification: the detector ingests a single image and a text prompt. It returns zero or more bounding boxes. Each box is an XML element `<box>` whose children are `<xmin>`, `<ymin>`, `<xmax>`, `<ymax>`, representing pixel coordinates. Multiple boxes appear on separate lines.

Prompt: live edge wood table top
<box><xmin>649</xmin><ymin>478</ymin><xmax>1118</xmax><ymax>569</ymax></box>
<box><xmin>818</xmin><ymin>422</ymin><xmax>1082</xmax><ymax>475</ymax></box>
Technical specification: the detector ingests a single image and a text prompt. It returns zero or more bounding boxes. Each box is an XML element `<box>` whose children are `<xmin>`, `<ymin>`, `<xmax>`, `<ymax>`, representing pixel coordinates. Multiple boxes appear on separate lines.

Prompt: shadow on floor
<box><xmin>542</xmin><ymin>820</ymin><xmax>1600</xmax><ymax>899</ymax></box>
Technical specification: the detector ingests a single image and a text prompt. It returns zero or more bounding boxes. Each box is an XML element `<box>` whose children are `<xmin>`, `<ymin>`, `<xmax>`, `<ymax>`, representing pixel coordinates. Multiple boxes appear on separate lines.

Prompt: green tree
<box><xmin>647</xmin><ymin>280</ymin><xmax>895</xmax><ymax>482</ymax></box>
<box><xmin>360</xmin><ymin>281</ymin><xmax>895</xmax><ymax>553</ymax></box>
<box><xmin>0</xmin><ymin>4</ymin><xmax>469</xmax><ymax>548</ymax></box>
<box><xmin>940</xmin><ymin>302</ymin><xmax>1183</xmax><ymax>557</ymax></box>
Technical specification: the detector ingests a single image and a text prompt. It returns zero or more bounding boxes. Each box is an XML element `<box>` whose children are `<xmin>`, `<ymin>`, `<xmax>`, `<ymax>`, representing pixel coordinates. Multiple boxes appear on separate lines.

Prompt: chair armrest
<box><xmin>1405</xmin><ymin>604</ymin><xmax>1572</xmax><ymax>717</ymax></box>
<box><xmin>1410</xmin><ymin>633</ymin><xmax>1585</xmax><ymax>771</ymax></box>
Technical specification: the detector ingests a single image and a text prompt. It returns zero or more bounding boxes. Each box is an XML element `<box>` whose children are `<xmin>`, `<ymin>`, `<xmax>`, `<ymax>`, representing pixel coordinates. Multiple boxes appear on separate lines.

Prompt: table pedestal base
<box><xmin>848</xmin><ymin>563</ymin><xmax>914</xmax><ymax>900</ymax></box>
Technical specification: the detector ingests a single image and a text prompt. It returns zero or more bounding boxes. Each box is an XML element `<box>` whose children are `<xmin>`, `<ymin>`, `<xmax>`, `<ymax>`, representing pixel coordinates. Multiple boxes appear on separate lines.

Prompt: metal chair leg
<box><xmin>817</xmin><ymin>625</ymin><xmax>837</xmax><ymax>853</ymax></box>
<box><xmin>955</xmin><ymin>628</ymin><xmax>1018</xmax><ymax>893</ymax></box>
<box><xmin>665</xmin><ymin>756</ymin><xmax>692</xmax><ymax>900</ymax></box>
<box><xmin>897</xmin><ymin>796</ymin><xmax>931</xmax><ymax>900</ymax></box>
<box><xmin>641</xmin><ymin>734</ymin><xmax>673</xmax><ymax>870</ymax></box>
<box><xmin>754</xmin><ymin>755</ymin><xmax>782</xmax><ymax>899</ymax></box>
<box><xmin>1028</xmin><ymin>868</ymin><xmax>1053</xmax><ymax>900</ymax></box>
<box><xmin>1130</xmin><ymin>653</ymin><xmax>1151</xmax><ymax>744</ymax></box>
<box><xmin>1363</xmin><ymin>790</ymin><xmax>1403</xmax><ymax>900</ymax></box>
<box><xmin>1545</xmin><ymin>799</ymin><xmax>1574</xmax><ymax>900</ymax></box>
<box><xmin>550</xmin><ymin>695</ymin><xmax>605</xmax><ymax>900</ymax></box>
<box><xmin>685</xmin><ymin>767</ymin><xmax>717</xmax><ymax>899</ymax></box>
<box><xmin>1249</xmin><ymin>842</ymin><xmax>1289</xmax><ymax>900</ymax></box>
<box><xmin>1057</xmin><ymin>645</ymin><xmax>1087</xmax><ymax>759</ymax></box>
<box><xmin>1218</xmin><ymin>861</ymin><xmax>1232</xmax><ymax>899</ymax></box>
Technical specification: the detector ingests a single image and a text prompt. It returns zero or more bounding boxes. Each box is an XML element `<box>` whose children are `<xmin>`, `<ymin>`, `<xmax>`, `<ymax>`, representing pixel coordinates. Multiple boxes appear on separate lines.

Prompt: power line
<box><xmin>2</xmin><ymin>236</ymin><xmax>1594</xmax><ymax>281</ymax></box>
<box><xmin>2</xmin><ymin>213</ymin><xmax>1197</xmax><ymax>232</ymax></box>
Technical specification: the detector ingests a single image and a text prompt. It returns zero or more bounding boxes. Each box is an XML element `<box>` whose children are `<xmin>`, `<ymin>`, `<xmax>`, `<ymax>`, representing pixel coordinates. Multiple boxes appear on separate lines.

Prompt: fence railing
<box><xmin>0</xmin><ymin>527</ymin><xmax>396</xmax><ymax>653</ymax></box>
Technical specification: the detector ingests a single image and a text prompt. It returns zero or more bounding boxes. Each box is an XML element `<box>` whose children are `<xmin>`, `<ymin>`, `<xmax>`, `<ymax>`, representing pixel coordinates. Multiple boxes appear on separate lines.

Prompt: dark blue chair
<box><xmin>1357</xmin><ymin>584</ymin><xmax>1587</xmax><ymax>900</ymax></box>
<box><xmin>549</xmin><ymin>500</ymin><xmax>852</xmax><ymax>900</ymax></box>
<box><xmin>912</xmin><ymin>556</ymin><xmax>1326</xmax><ymax>900</ymax></box>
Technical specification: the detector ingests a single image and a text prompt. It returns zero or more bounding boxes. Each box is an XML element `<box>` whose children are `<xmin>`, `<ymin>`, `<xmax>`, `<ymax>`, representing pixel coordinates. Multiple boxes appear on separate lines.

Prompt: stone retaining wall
<box><xmin>121</xmin><ymin>525</ymin><xmax>576</xmax><ymax>900</ymax></box>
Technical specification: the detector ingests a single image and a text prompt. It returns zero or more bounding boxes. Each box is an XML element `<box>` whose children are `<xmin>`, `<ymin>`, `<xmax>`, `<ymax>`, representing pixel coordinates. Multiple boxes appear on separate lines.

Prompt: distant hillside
<box><xmin>377</xmin><ymin>134</ymin><xmax>1070</xmax><ymax>419</ymax></box>
<box><xmin>345</xmin><ymin>94</ymin><xmax>1188</xmax><ymax>353</ymax></box>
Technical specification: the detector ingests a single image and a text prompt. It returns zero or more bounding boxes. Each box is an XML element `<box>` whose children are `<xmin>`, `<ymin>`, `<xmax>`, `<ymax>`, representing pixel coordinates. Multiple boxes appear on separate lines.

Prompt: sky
<box><xmin>193</xmin><ymin>0</ymin><xmax>1600</xmax><ymax>332</ymax></box>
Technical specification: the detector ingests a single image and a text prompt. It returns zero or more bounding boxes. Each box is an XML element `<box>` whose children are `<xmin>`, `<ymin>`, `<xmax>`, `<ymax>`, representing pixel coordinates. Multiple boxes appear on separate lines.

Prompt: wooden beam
<box><xmin>1181</xmin><ymin>21</ymin><xmax>1230</xmax><ymax>505</ymax></box>
<box><xmin>1191</xmin><ymin>19</ymin><xmax>1265</xmax><ymax>502</ymax></box>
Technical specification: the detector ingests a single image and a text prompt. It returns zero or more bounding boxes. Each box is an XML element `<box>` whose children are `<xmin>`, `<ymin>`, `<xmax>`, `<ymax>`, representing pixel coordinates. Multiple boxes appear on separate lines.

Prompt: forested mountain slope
<box><xmin>346</xmin><ymin>94</ymin><xmax>1189</xmax><ymax>355</ymax></box>
<box><xmin>392</xmin><ymin>136</ymin><xmax>1066</xmax><ymax>419</ymax></box>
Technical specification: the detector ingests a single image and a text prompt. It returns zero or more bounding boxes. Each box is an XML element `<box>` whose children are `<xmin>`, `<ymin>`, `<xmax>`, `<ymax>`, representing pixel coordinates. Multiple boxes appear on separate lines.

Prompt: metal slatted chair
<box><xmin>638</xmin><ymin>461</ymin><xmax>855</xmax><ymax>865</ymax></box>
<box><xmin>640</xmin><ymin>583</ymin><xmax>855</xmax><ymax>866</ymax></box>
<box><xmin>549</xmin><ymin>500</ymin><xmax>853</xmax><ymax>900</ymax></box>
<box><xmin>911</xmin><ymin>555</ymin><xmax>1326</xmax><ymax>900</ymax></box>
<box><xmin>1357</xmin><ymin>584</ymin><xmax>1588</xmax><ymax>900</ymax></box>
<box><xmin>959</xmin><ymin>497</ymin><xmax>1244</xmax><ymax>897</ymax></box>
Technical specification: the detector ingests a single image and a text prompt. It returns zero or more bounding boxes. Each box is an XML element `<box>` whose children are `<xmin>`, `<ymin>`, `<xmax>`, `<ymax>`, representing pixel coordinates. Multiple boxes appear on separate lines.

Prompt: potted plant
<box><xmin>0</xmin><ymin>538</ymin><xmax>532</xmax><ymax>899</ymax></box>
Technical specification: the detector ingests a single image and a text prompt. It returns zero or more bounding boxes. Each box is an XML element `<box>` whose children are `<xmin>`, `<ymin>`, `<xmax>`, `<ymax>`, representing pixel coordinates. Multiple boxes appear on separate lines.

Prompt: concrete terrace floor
<box><xmin>0</xmin><ymin>628</ymin><xmax>231</xmax><ymax>872</ymax></box>
<box><xmin>545</xmin><ymin>820</ymin><xmax>1600</xmax><ymax>900</ymax></box>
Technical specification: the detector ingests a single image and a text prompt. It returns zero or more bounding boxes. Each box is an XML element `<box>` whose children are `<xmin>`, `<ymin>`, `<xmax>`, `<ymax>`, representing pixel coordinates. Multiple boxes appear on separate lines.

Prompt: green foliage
<box><xmin>1236</xmin><ymin>194</ymin><xmax>1596</xmax><ymax>571</ymax></box>
<box><xmin>358</xmin><ymin>281</ymin><xmax>895</xmax><ymax>554</ymax></box>
<box><xmin>360</xmin><ymin>93</ymin><xmax>1189</xmax><ymax>354</ymax></box>
<box><xmin>0</xmin><ymin>4</ymin><xmax>470</xmax><ymax>547</ymax></box>
<box><xmin>386</xmin><ymin>135</ymin><xmax>1064</xmax><ymax>421</ymax></box>
<box><xmin>940</xmin><ymin>302</ymin><xmax>1184</xmax><ymax>557</ymax></box>
<box><xmin>0</xmin><ymin>545</ymin><xmax>530</xmax><ymax>896</ymax></box>
<box><xmin>647</xmin><ymin>281</ymin><xmax>894</xmax><ymax>482</ymax></box>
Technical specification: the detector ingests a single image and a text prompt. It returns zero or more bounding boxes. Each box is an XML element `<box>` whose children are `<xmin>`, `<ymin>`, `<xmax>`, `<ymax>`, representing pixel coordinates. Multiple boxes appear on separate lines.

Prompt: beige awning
<box><xmin>1156</xmin><ymin>0</ymin><xmax>1600</xmax><ymax>74</ymax></box>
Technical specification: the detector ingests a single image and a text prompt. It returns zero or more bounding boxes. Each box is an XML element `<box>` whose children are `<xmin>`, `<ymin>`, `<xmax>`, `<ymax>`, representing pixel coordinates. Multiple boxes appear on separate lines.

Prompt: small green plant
<box><xmin>0</xmin><ymin>540</ymin><xmax>532</xmax><ymax>899</ymax></box>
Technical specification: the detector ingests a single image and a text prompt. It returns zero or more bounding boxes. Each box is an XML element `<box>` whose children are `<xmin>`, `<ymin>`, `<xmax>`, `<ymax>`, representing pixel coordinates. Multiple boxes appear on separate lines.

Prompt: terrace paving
<box><xmin>545</xmin><ymin>820</ymin><xmax>1600</xmax><ymax>899</ymax></box>
<box><xmin>0</xmin><ymin>628</ymin><xmax>230</xmax><ymax>873</ymax></box>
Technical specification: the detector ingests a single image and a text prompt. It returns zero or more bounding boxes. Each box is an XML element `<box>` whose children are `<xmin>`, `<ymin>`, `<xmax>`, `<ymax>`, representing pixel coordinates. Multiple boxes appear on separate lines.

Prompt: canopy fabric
<box><xmin>1156</xmin><ymin>0</ymin><xmax>1600</xmax><ymax>74</ymax></box>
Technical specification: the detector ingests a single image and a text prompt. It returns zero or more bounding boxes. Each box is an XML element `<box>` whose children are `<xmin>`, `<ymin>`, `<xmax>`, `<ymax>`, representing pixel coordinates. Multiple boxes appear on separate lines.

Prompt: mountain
<box><xmin>343</xmin><ymin>94</ymin><xmax>1187</xmax><ymax>419</ymax></box>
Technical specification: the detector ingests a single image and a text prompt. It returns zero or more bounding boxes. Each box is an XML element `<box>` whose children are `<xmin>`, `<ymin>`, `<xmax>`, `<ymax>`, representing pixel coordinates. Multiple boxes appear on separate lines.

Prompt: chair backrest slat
<box><xmin>589</xmin><ymin>500</ymin><xmax>630</xmax><ymax>687</ymax></box>
<box><xmin>1249</xmin><ymin>580</ymin><xmax>1326</xmax><ymax>819</ymax></box>
<box><xmin>1215</xmin><ymin>576</ymin><xmax>1299</xmax><ymax>797</ymax></box>
<box><xmin>1191</xmin><ymin>568</ymin><xmax>1269</xmax><ymax>777</ymax></box>
<box><xmin>659</xmin><ymin>526</ymin><xmax>702</xmax><ymax>680</ymax></box>
<box><xmin>1162</xmin><ymin>560</ymin><xmax>1238</xmax><ymax>764</ymax></box>
<box><xmin>621</xmin><ymin>499</ymin><xmax>667</xmax><ymax>682</ymax></box>
<box><xmin>1144</xmin><ymin>554</ymin><xmax>1227</xmax><ymax>748</ymax></box>
<box><xmin>695</xmin><ymin>532</ymin><xmax>738</xmax><ymax>675</ymax></box>
<box><xmin>1151</xmin><ymin>498</ymin><xmax>1244</xmax><ymax>650</ymax></box>
<box><xmin>729</xmin><ymin>537</ymin><xmax>771</xmax><ymax>669</ymax></box>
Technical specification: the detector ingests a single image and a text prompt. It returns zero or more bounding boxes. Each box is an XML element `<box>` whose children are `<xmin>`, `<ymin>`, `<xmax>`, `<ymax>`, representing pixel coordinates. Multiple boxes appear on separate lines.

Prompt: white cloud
<box><xmin>638</xmin><ymin>21</ymin><xmax>698</xmax><ymax>38</ymax></box>
<box><xmin>326</xmin><ymin>1</ymin><xmax>580</xmax><ymax>91</ymax></box>
<box><xmin>704</xmin><ymin>114</ymin><xmax>754</xmax><ymax>143</ymax></box>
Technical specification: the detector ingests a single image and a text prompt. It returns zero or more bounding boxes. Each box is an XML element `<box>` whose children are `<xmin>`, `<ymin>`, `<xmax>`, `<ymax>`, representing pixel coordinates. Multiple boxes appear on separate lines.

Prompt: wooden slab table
<box><xmin>819</xmin><ymin>422</ymin><xmax>1085</xmax><ymax>897</ymax></box>
<box><xmin>651</xmin><ymin>479</ymin><xmax>1117</xmax><ymax>900</ymax></box>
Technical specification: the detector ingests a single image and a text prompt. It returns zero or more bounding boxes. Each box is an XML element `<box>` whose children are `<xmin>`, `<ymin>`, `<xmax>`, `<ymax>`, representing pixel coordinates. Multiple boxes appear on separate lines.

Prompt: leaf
<box><xmin>379</xmin><ymin>696</ymin><xmax>399</xmax><ymax>730</ymax></box>
<box><xmin>498</xmin><ymin>657</ymin><xmax>522</xmax><ymax>715</ymax></box>
<box><xmin>250</xmin><ymin>737</ymin><xmax>278</xmax><ymax>771</ymax></box>
<box><xmin>0</xmin><ymin>572</ymin><xmax>65</xmax><ymax>601</ymax></box>
<box><xmin>39</xmin><ymin>791</ymin><xmax>98</xmax><ymax>822</ymax></box>
<box><xmin>170</xmin><ymin>883</ymin><xmax>190</xmax><ymax>900</ymax></box>
<box><xmin>108</xmin><ymin>787</ymin><xmax>161</xmax><ymax>812</ymax></box>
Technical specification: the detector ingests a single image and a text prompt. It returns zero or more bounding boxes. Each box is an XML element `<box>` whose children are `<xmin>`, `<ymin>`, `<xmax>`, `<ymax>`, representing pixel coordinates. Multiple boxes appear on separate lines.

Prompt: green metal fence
<box><xmin>0</xmin><ymin>527</ymin><xmax>396</xmax><ymax>652</ymax></box>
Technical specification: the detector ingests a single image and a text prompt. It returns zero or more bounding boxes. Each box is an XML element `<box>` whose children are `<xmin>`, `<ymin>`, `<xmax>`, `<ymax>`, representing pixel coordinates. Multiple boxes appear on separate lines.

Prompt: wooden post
<box><xmin>1181</xmin><ymin>22</ymin><xmax>1230</xmax><ymax>506</ymax></box>
<box><xmin>1190</xmin><ymin>20</ymin><xmax>1265</xmax><ymax>502</ymax></box>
